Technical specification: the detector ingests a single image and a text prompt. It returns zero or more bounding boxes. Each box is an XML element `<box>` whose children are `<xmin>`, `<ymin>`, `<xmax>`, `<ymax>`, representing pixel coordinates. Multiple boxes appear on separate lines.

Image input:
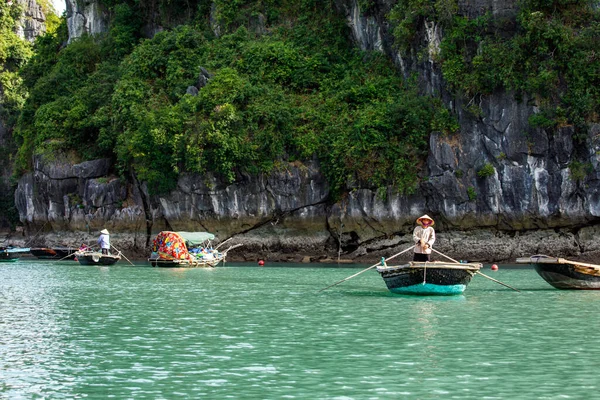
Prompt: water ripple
<box><xmin>1</xmin><ymin>263</ymin><xmax>599</xmax><ymax>398</ymax></box>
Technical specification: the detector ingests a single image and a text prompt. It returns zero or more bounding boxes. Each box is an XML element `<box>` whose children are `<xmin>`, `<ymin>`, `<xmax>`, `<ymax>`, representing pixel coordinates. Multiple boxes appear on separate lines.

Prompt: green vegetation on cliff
<box><xmin>1</xmin><ymin>1</ymin><xmax>35</xmax><ymax>228</ymax></box>
<box><xmin>13</xmin><ymin>0</ymin><xmax>450</xmax><ymax>196</ymax></box>
<box><xmin>390</xmin><ymin>0</ymin><xmax>600</xmax><ymax>137</ymax></box>
<box><xmin>9</xmin><ymin>0</ymin><xmax>599</xmax><ymax>201</ymax></box>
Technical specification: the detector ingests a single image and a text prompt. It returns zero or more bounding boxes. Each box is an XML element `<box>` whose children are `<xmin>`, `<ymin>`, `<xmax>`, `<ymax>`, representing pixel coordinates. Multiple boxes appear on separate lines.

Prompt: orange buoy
<box><xmin>491</xmin><ymin>264</ymin><xmax>499</xmax><ymax>271</ymax></box>
<box><xmin>258</xmin><ymin>260</ymin><xmax>265</xmax><ymax>266</ymax></box>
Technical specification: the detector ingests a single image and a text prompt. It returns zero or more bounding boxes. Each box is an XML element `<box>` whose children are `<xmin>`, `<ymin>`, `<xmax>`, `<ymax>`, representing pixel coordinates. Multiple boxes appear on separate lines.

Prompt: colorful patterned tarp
<box><xmin>152</xmin><ymin>231</ymin><xmax>194</xmax><ymax>261</ymax></box>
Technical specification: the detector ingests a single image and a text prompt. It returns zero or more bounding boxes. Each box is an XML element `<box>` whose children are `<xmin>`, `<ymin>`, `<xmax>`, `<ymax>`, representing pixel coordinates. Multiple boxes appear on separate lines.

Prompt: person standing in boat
<box><xmin>98</xmin><ymin>229</ymin><xmax>110</xmax><ymax>255</ymax></box>
<box><xmin>413</xmin><ymin>215</ymin><xmax>435</xmax><ymax>261</ymax></box>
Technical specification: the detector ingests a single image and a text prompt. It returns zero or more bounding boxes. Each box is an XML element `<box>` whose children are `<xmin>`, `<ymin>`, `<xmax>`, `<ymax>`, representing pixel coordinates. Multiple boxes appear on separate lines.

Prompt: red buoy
<box><xmin>491</xmin><ymin>264</ymin><xmax>499</xmax><ymax>271</ymax></box>
<box><xmin>258</xmin><ymin>260</ymin><xmax>265</xmax><ymax>266</ymax></box>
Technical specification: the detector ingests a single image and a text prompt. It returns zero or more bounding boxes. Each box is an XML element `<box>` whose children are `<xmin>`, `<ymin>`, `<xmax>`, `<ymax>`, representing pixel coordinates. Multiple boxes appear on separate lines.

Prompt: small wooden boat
<box><xmin>150</xmin><ymin>256</ymin><xmax>223</xmax><ymax>268</ymax></box>
<box><xmin>376</xmin><ymin>261</ymin><xmax>482</xmax><ymax>295</ymax></box>
<box><xmin>148</xmin><ymin>231</ymin><xmax>242</xmax><ymax>268</ymax></box>
<box><xmin>0</xmin><ymin>249</ymin><xmax>20</xmax><ymax>262</ymax></box>
<box><xmin>0</xmin><ymin>247</ymin><xmax>31</xmax><ymax>262</ymax></box>
<box><xmin>516</xmin><ymin>255</ymin><xmax>600</xmax><ymax>289</ymax></box>
<box><xmin>74</xmin><ymin>250</ymin><xmax>121</xmax><ymax>266</ymax></box>
<box><xmin>30</xmin><ymin>247</ymin><xmax>77</xmax><ymax>260</ymax></box>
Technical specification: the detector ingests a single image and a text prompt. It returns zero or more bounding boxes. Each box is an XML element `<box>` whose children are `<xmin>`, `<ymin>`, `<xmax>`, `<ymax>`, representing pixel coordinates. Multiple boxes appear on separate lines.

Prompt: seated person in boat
<box><xmin>413</xmin><ymin>215</ymin><xmax>435</xmax><ymax>262</ymax></box>
<box><xmin>98</xmin><ymin>229</ymin><xmax>111</xmax><ymax>255</ymax></box>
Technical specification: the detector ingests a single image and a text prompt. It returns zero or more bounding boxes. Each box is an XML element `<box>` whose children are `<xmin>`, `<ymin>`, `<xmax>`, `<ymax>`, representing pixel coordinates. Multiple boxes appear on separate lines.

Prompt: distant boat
<box><xmin>148</xmin><ymin>231</ymin><xmax>242</xmax><ymax>268</ymax></box>
<box><xmin>0</xmin><ymin>247</ymin><xmax>30</xmax><ymax>262</ymax></box>
<box><xmin>1</xmin><ymin>248</ymin><xmax>19</xmax><ymax>262</ymax></box>
<box><xmin>74</xmin><ymin>250</ymin><xmax>121</xmax><ymax>266</ymax></box>
<box><xmin>516</xmin><ymin>255</ymin><xmax>600</xmax><ymax>289</ymax></box>
<box><xmin>30</xmin><ymin>247</ymin><xmax>77</xmax><ymax>260</ymax></box>
<box><xmin>376</xmin><ymin>261</ymin><xmax>482</xmax><ymax>295</ymax></box>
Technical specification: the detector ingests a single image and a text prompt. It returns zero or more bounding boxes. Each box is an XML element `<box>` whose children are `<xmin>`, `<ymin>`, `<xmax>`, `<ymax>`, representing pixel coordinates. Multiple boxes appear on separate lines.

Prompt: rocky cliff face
<box><xmin>15</xmin><ymin>0</ymin><xmax>47</xmax><ymax>41</ymax></box>
<box><xmin>12</xmin><ymin>0</ymin><xmax>600</xmax><ymax>263</ymax></box>
<box><xmin>65</xmin><ymin>0</ymin><xmax>108</xmax><ymax>42</ymax></box>
<box><xmin>1</xmin><ymin>0</ymin><xmax>47</xmax><ymax>230</ymax></box>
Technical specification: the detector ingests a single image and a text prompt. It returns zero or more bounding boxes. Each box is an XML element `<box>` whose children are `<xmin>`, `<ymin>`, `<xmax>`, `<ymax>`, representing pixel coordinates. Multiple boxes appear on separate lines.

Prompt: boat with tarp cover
<box><xmin>377</xmin><ymin>261</ymin><xmax>482</xmax><ymax>295</ymax></box>
<box><xmin>517</xmin><ymin>255</ymin><xmax>600</xmax><ymax>289</ymax></box>
<box><xmin>148</xmin><ymin>231</ymin><xmax>241</xmax><ymax>268</ymax></box>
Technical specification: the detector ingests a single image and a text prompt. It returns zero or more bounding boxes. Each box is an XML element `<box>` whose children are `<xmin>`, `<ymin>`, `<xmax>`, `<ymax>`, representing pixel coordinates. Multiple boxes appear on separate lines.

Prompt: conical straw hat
<box><xmin>416</xmin><ymin>215</ymin><xmax>434</xmax><ymax>226</ymax></box>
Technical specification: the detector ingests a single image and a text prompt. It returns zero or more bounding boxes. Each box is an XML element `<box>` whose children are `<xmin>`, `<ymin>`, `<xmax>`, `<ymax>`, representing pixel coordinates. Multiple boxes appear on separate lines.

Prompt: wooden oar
<box><xmin>111</xmin><ymin>244</ymin><xmax>135</xmax><ymax>266</ymax></box>
<box><xmin>215</xmin><ymin>237</ymin><xmax>233</xmax><ymax>250</ymax></box>
<box><xmin>431</xmin><ymin>248</ymin><xmax>520</xmax><ymax>292</ymax></box>
<box><xmin>58</xmin><ymin>252</ymin><xmax>76</xmax><ymax>261</ymax></box>
<box><xmin>318</xmin><ymin>245</ymin><xmax>415</xmax><ymax>292</ymax></box>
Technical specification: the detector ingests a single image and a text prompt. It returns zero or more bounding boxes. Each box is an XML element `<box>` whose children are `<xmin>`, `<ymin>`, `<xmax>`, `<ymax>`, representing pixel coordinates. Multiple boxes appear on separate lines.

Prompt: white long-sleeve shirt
<box><xmin>97</xmin><ymin>233</ymin><xmax>110</xmax><ymax>250</ymax></box>
<box><xmin>413</xmin><ymin>226</ymin><xmax>435</xmax><ymax>255</ymax></box>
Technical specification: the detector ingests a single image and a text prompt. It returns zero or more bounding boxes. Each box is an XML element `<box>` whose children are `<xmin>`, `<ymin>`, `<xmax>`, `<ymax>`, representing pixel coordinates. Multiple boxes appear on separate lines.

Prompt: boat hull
<box><xmin>30</xmin><ymin>247</ymin><xmax>77</xmax><ymax>260</ymax></box>
<box><xmin>533</xmin><ymin>263</ymin><xmax>600</xmax><ymax>290</ymax></box>
<box><xmin>1</xmin><ymin>247</ymin><xmax>30</xmax><ymax>262</ymax></box>
<box><xmin>75</xmin><ymin>251</ymin><xmax>121</xmax><ymax>266</ymax></box>
<box><xmin>517</xmin><ymin>256</ymin><xmax>600</xmax><ymax>290</ymax></box>
<box><xmin>377</xmin><ymin>262</ymin><xmax>480</xmax><ymax>295</ymax></box>
<box><xmin>149</xmin><ymin>257</ymin><xmax>222</xmax><ymax>268</ymax></box>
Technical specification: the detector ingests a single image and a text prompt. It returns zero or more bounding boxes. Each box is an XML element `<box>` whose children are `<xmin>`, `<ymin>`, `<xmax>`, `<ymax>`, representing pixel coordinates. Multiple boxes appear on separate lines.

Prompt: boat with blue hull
<box><xmin>377</xmin><ymin>261</ymin><xmax>482</xmax><ymax>295</ymax></box>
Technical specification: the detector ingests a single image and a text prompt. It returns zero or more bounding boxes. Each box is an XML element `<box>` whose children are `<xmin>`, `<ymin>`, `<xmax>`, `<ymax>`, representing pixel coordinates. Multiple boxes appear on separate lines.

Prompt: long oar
<box><xmin>318</xmin><ymin>245</ymin><xmax>415</xmax><ymax>292</ymax></box>
<box><xmin>215</xmin><ymin>237</ymin><xmax>232</xmax><ymax>250</ymax></box>
<box><xmin>432</xmin><ymin>248</ymin><xmax>520</xmax><ymax>292</ymax></box>
<box><xmin>58</xmin><ymin>254</ymin><xmax>74</xmax><ymax>261</ymax></box>
<box><xmin>58</xmin><ymin>252</ymin><xmax>76</xmax><ymax>261</ymax></box>
<box><xmin>111</xmin><ymin>244</ymin><xmax>135</xmax><ymax>266</ymax></box>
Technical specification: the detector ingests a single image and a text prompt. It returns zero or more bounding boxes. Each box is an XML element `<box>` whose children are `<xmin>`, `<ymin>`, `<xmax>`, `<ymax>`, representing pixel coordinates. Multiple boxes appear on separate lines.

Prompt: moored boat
<box><xmin>30</xmin><ymin>247</ymin><xmax>77</xmax><ymax>260</ymax></box>
<box><xmin>516</xmin><ymin>255</ymin><xmax>600</xmax><ymax>289</ymax></box>
<box><xmin>1</xmin><ymin>248</ymin><xmax>19</xmax><ymax>262</ymax></box>
<box><xmin>0</xmin><ymin>247</ymin><xmax>31</xmax><ymax>262</ymax></box>
<box><xmin>148</xmin><ymin>231</ymin><xmax>242</xmax><ymax>268</ymax></box>
<box><xmin>74</xmin><ymin>250</ymin><xmax>121</xmax><ymax>266</ymax></box>
<box><xmin>376</xmin><ymin>261</ymin><xmax>482</xmax><ymax>295</ymax></box>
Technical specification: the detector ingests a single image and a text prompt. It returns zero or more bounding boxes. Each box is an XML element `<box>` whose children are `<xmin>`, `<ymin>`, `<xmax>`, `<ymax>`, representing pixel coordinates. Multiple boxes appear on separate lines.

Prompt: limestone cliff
<box><xmin>65</xmin><ymin>0</ymin><xmax>109</xmax><ymax>42</ymax></box>
<box><xmin>12</xmin><ymin>0</ymin><xmax>600</xmax><ymax>263</ymax></box>
<box><xmin>15</xmin><ymin>0</ymin><xmax>47</xmax><ymax>41</ymax></box>
<box><xmin>1</xmin><ymin>0</ymin><xmax>47</xmax><ymax>230</ymax></box>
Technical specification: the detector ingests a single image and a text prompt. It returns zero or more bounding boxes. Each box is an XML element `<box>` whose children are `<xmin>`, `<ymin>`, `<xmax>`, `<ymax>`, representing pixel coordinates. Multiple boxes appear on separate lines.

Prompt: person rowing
<box><xmin>413</xmin><ymin>214</ymin><xmax>435</xmax><ymax>261</ymax></box>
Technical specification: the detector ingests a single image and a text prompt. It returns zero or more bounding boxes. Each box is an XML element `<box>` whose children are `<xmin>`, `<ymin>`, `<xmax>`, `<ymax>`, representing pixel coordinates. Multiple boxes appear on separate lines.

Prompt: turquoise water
<box><xmin>1</xmin><ymin>260</ymin><xmax>599</xmax><ymax>399</ymax></box>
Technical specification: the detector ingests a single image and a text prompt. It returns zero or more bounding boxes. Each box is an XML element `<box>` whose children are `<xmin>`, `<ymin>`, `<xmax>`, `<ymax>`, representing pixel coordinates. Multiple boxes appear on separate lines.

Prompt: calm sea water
<box><xmin>1</xmin><ymin>259</ymin><xmax>599</xmax><ymax>399</ymax></box>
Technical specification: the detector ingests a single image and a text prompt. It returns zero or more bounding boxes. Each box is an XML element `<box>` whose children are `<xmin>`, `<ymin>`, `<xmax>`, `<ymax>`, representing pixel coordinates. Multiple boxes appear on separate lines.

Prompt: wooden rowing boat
<box><xmin>74</xmin><ymin>250</ymin><xmax>121</xmax><ymax>266</ymax></box>
<box><xmin>0</xmin><ymin>250</ymin><xmax>19</xmax><ymax>262</ymax></box>
<box><xmin>376</xmin><ymin>261</ymin><xmax>482</xmax><ymax>295</ymax></box>
<box><xmin>516</xmin><ymin>255</ymin><xmax>600</xmax><ymax>289</ymax></box>
<box><xmin>30</xmin><ymin>247</ymin><xmax>77</xmax><ymax>260</ymax></box>
<box><xmin>0</xmin><ymin>247</ymin><xmax>30</xmax><ymax>262</ymax></box>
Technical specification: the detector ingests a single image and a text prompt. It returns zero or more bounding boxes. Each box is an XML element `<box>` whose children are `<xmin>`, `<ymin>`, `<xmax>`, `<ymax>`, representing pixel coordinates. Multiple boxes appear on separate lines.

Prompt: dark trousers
<box><xmin>413</xmin><ymin>252</ymin><xmax>430</xmax><ymax>262</ymax></box>
<box><xmin>102</xmin><ymin>248</ymin><xmax>109</xmax><ymax>255</ymax></box>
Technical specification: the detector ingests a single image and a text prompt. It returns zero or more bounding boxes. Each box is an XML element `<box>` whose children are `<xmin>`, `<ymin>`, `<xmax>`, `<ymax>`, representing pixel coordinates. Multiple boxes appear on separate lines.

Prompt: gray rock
<box><xmin>186</xmin><ymin>86</ymin><xmax>199</xmax><ymax>96</ymax></box>
<box><xmin>73</xmin><ymin>159</ymin><xmax>111</xmax><ymax>179</ymax></box>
